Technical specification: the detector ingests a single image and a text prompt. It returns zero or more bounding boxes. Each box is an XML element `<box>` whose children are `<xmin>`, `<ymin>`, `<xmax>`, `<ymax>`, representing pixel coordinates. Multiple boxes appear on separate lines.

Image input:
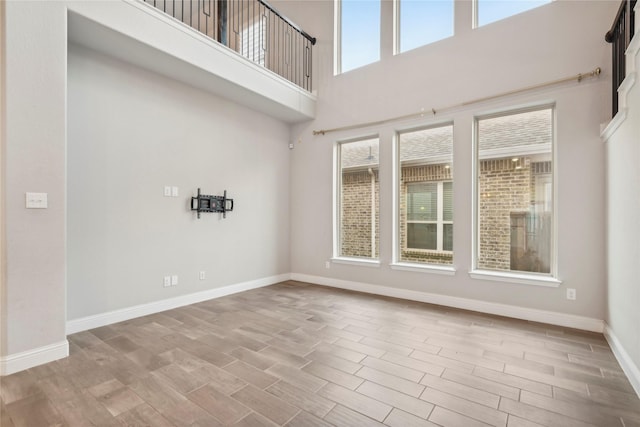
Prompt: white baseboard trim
<box><xmin>291</xmin><ymin>273</ymin><xmax>604</xmax><ymax>333</ymax></box>
<box><xmin>67</xmin><ymin>273</ymin><xmax>291</xmax><ymax>334</ymax></box>
<box><xmin>0</xmin><ymin>340</ymin><xmax>69</xmax><ymax>376</ymax></box>
<box><xmin>604</xmin><ymin>325</ymin><xmax>640</xmax><ymax>398</ymax></box>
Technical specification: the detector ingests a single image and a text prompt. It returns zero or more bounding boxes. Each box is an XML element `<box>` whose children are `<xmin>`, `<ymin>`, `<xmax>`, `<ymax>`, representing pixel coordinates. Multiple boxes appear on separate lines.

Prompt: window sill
<box><xmin>468</xmin><ymin>270</ymin><xmax>562</xmax><ymax>287</ymax></box>
<box><xmin>390</xmin><ymin>262</ymin><xmax>456</xmax><ymax>276</ymax></box>
<box><xmin>331</xmin><ymin>257</ymin><xmax>381</xmax><ymax>268</ymax></box>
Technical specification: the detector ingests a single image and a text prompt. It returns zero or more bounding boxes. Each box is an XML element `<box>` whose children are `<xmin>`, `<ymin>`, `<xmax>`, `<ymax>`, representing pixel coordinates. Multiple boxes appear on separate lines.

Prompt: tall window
<box><xmin>398</xmin><ymin>124</ymin><xmax>453</xmax><ymax>265</ymax></box>
<box><xmin>337</xmin><ymin>137</ymin><xmax>380</xmax><ymax>259</ymax></box>
<box><xmin>396</xmin><ymin>0</ymin><xmax>454</xmax><ymax>53</ymax></box>
<box><xmin>476</xmin><ymin>107</ymin><xmax>554</xmax><ymax>275</ymax></box>
<box><xmin>241</xmin><ymin>16</ymin><xmax>266</xmax><ymax>66</ymax></box>
<box><xmin>338</xmin><ymin>0</ymin><xmax>380</xmax><ymax>73</ymax></box>
<box><xmin>476</xmin><ymin>0</ymin><xmax>551</xmax><ymax>27</ymax></box>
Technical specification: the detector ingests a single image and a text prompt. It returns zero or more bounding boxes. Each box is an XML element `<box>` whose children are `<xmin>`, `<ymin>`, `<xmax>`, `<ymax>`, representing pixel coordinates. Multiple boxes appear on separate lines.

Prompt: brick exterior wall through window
<box><xmin>341</xmin><ymin>170</ymin><xmax>379</xmax><ymax>258</ymax></box>
<box><xmin>340</xmin><ymin>157</ymin><xmax>549</xmax><ymax>269</ymax></box>
<box><xmin>478</xmin><ymin>157</ymin><xmax>531</xmax><ymax>270</ymax></box>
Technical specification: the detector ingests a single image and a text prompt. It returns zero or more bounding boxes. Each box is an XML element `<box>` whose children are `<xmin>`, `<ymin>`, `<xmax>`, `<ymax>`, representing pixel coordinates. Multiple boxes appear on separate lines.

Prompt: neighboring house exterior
<box><xmin>340</xmin><ymin>141</ymin><xmax>381</xmax><ymax>259</ymax></box>
<box><xmin>340</xmin><ymin>109</ymin><xmax>552</xmax><ymax>272</ymax></box>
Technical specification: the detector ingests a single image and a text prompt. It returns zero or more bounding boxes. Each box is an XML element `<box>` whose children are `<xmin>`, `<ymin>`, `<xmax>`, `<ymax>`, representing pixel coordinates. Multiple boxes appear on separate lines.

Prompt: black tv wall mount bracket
<box><xmin>191</xmin><ymin>188</ymin><xmax>234</xmax><ymax>219</ymax></box>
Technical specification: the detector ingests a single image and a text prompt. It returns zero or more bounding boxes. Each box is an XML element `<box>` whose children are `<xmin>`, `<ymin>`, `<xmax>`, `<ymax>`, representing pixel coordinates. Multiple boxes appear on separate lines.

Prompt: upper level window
<box><xmin>241</xmin><ymin>18</ymin><xmax>266</xmax><ymax>66</ymax></box>
<box><xmin>397</xmin><ymin>124</ymin><xmax>453</xmax><ymax>266</ymax></box>
<box><xmin>396</xmin><ymin>0</ymin><xmax>454</xmax><ymax>53</ymax></box>
<box><xmin>476</xmin><ymin>0</ymin><xmax>551</xmax><ymax>27</ymax></box>
<box><xmin>337</xmin><ymin>0</ymin><xmax>380</xmax><ymax>73</ymax></box>
<box><xmin>475</xmin><ymin>107</ymin><xmax>554</xmax><ymax>276</ymax></box>
<box><xmin>336</xmin><ymin>137</ymin><xmax>380</xmax><ymax>259</ymax></box>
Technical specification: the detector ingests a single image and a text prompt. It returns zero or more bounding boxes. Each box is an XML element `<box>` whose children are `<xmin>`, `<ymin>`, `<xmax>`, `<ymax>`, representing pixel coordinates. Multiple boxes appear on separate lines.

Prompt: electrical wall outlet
<box><xmin>171</xmin><ymin>275</ymin><xmax>178</xmax><ymax>286</ymax></box>
<box><xmin>171</xmin><ymin>186</ymin><xmax>179</xmax><ymax>197</ymax></box>
<box><xmin>566</xmin><ymin>288</ymin><xmax>576</xmax><ymax>300</ymax></box>
<box><xmin>163</xmin><ymin>276</ymin><xmax>171</xmax><ymax>287</ymax></box>
<box><xmin>199</xmin><ymin>271</ymin><xmax>206</xmax><ymax>280</ymax></box>
<box><xmin>325</xmin><ymin>261</ymin><xmax>330</xmax><ymax>269</ymax></box>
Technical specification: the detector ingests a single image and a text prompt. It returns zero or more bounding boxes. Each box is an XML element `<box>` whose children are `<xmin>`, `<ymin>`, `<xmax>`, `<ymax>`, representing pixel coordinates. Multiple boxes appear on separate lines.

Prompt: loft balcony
<box><xmin>67</xmin><ymin>0</ymin><xmax>317</xmax><ymax>123</ymax></box>
<box><xmin>141</xmin><ymin>0</ymin><xmax>316</xmax><ymax>92</ymax></box>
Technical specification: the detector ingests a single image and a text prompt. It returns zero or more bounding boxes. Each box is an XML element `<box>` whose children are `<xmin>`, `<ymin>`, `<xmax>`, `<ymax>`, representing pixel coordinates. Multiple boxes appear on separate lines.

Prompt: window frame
<box><xmin>473</xmin><ymin>0</ymin><xmax>553</xmax><ymax>29</ymax></box>
<box><xmin>241</xmin><ymin>17</ymin><xmax>267</xmax><ymax>66</ymax></box>
<box><xmin>405</xmin><ymin>180</ymin><xmax>453</xmax><ymax>253</ymax></box>
<box><xmin>471</xmin><ymin>104</ymin><xmax>561</xmax><ymax>286</ymax></box>
<box><xmin>333</xmin><ymin>134</ymin><xmax>381</xmax><ymax>265</ymax></box>
<box><xmin>393</xmin><ymin>0</ymin><xmax>455</xmax><ymax>55</ymax></box>
<box><xmin>392</xmin><ymin>121</ymin><xmax>456</xmax><ymax>274</ymax></box>
<box><xmin>334</xmin><ymin>0</ymin><xmax>381</xmax><ymax>75</ymax></box>
<box><xmin>333</xmin><ymin>0</ymin><xmax>342</xmax><ymax>75</ymax></box>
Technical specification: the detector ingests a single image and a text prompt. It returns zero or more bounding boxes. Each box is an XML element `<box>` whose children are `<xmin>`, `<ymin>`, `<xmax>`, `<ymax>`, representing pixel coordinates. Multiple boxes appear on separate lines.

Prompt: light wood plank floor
<box><xmin>1</xmin><ymin>281</ymin><xmax>639</xmax><ymax>426</ymax></box>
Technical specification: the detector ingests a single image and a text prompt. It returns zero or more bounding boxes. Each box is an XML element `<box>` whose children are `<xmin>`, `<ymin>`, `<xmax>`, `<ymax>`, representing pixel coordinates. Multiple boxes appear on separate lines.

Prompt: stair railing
<box><xmin>605</xmin><ymin>0</ymin><xmax>636</xmax><ymax>117</ymax></box>
<box><xmin>142</xmin><ymin>0</ymin><xmax>316</xmax><ymax>92</ymax></box>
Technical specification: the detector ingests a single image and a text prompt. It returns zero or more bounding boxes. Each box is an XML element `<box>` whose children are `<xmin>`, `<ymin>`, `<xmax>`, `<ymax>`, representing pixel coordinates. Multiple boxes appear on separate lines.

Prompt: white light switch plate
<box><xmin>171</xmin><ymin>186</ymin><xmax>179</xmax><ymax>197</ymax></box>
<box><xmin>26</xmin><ymin>192</ymin><xmax>48</xmax><ymax>209</ymax></box>
<box><xmin>164</xmin><ymin>186</ymin><xmax>171</xmax><ymax>197</ymax></box>
<box><xmin>171</xmin><ymin>275</ymin><xmax>178</xmax><ymax>286</ymax></box>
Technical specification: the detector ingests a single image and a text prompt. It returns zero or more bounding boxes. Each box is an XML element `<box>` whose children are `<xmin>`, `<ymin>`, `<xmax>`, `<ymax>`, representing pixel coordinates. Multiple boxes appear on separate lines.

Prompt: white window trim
<box><xmin>392</xmin><ymin>0</ymin><xmax>400</xmax><ymax>55</ymax></box>
<box><xmin>393</xmin><ymin>122</ymin><xmax>455</xmax><ymax>269</ymax></box>
<box><xmin>333</xmin><ymin>135</ymin><xmax>380</xmax><ymax>261</ymax></box>
<box><xmin>333</xmin><ymin>0</ymin><xmax>341</xmax><ymax>75</ymax></box>
<box><xmin>469</xmin><ymin>269</ymin><xmax>561</xmax><ymax>287</ymax></box>
<box><xmin>473</xmin><ymin>0</ymin><xmax>554</xmax><ymax>29</ymax></box>
<box><xmin>405</xmin><ymin>181</ymin><xmax>452</xmax><ymax>252</ymax></box>
<box><xmin>332</xmin><ymin>257</ymin><xmax>381</xmax><ymax>268</ymax></box>
<box><xmin>390</xmin><ymin>262</ymin><xmax>456</xmax><ymax>275</ymax></box>
<box><xmin>335</xmin><ymin>0</ymin><xmax>381</xmax><ymax>74</ymax></box>
<box><xmin>471</xmin><ymin>104</ymin><xmax>559</xmax><ymax>284</ymax></box>
<box><xmin>393</xmin><ymin>0</ymin><xmax>454</xmax><ymax>55</ymax></box>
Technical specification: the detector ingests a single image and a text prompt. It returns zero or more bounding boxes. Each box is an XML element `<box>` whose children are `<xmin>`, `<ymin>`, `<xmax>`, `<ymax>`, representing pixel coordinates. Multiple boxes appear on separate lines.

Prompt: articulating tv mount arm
<box><xmin>191</xmin><ymin>188</ymin><xmax>234</xmax><ymax>219</ymax></box>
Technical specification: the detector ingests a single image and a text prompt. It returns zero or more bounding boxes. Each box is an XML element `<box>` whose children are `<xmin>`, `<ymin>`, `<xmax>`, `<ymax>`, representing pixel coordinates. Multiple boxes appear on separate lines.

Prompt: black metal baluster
<box><xmin>143</xmin><ymin>0</ymin><xmax>315</xmax><ymax>92</ymax></box>
<box><xmin>606</xmin><ymin>0</ymin><xmax>637</xmax><ymax>117</ymax></box>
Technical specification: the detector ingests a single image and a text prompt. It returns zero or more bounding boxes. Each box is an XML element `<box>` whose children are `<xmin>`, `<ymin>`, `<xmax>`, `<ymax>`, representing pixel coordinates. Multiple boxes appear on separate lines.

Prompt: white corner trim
<box><xmin>604</xmin><ymin>324</ymin><xmax>640</xmax><ymax>398</ymax></box>
<box><xmin>66</xmin><ymin>273</ymin><xmax>291</xmax><ymax>334</ymax></box>
<box><xmin>627</xmin><ymin>30</ymin><xmax>640</xmax><ymax>67</ymax></box>
<box><xmin>290</xmin><ymin>273</ymin><xmax>604</xmax><ymax>333</ymax></box>
<box><xmin>618</xmin><ymin>72</ymin><xmax>637</xmax><ymax>110</ymax></box>
<box><xmin>601</xmin><ymin>108</ymin><xmax>628</xmax><ymax>141</ymax></box>
<box><xmin>0</xmin><ymin>340</ymin><xmax>69</xmax><ymax>376</ymax></box>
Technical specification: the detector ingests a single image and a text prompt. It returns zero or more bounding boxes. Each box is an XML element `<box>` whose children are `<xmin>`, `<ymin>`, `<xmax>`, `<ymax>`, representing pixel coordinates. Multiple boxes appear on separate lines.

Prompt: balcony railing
<box><xmin>605</xmin><ymin>0</ymin><xmax>636</xmax><ymax>117</ymax></box>
<box><xmin>142</xmin><ymin>0</ymin><xmax>316</xmax><ymax>92</ymax></box>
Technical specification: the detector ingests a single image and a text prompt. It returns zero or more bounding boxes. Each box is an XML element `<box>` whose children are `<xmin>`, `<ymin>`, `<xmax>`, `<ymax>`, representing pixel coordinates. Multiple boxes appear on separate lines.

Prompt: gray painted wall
<box><xmin>285</xmin><ymin>0</ymin><xmax>616</xmax><ymax>320</ymax></box>
<box><xmin>1</xmin><ymin>0</ymin><xmax>297</xmax><ymax>364</ymax></box>
<box><xmin>2</xmin><ymin>1</ymin><xmax>67</xmax><ymax>357</ymax></box>
<box><xmin>67</xmin><ymin>44</ymin><xmax>291</xmax><ymax>320</ymax></box>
